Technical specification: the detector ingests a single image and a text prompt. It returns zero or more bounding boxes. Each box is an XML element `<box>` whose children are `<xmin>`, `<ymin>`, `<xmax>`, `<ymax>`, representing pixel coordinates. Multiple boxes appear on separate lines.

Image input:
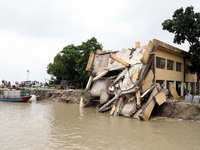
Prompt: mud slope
<box><xmin>152</xmin><ymin>102</ymin><xmax>200</xmax><ymax>121</ymax></box>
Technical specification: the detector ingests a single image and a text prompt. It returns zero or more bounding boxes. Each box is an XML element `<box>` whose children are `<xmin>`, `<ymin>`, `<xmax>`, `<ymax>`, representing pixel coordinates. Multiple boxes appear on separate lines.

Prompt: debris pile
<box><xmin>81</xmin><ymin>41</ymin><xmax>169</xmax><ymax>120</ymax></box>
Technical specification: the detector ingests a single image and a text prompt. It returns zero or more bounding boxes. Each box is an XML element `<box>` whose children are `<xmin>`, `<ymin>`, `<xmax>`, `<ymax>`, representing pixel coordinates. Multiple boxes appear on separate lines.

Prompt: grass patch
<box><xmin>49</xmin><ymin>85</ymin><xmax>61</xmax><ymax>89</ymax></box>
<box><xmin>189</xmin><ymin>103</ymin><xmax>200</xmax><ymax>106</ymax></box>
<box><xmin>193</xmin><ymin>113</ymin><xmax>199</xmax><ymax>116</ymax></box>
<box><xmin>150</xmin><ymin>116</ymin><xmax>157</xmax><ymax>119</ymax></box>
<box><xmin>176</xmin><ymin>99</ymin><xmax>184</xmax><ymax>102</ymax></box>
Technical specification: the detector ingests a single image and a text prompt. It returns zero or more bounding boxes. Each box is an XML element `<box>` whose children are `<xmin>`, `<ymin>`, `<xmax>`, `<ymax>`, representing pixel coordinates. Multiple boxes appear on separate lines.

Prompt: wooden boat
<box><xmin>0</xmin><ymin>89</ymin><xmax>32</xmax><ymax>102</ymax></box>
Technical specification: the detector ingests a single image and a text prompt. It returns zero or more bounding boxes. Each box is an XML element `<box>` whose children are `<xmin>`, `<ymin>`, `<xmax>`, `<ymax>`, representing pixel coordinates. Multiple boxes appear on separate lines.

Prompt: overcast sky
<box><xmin>0</xmin><ymin>0</ymin><xmax>199</xmax><ymax>84</ymax></box>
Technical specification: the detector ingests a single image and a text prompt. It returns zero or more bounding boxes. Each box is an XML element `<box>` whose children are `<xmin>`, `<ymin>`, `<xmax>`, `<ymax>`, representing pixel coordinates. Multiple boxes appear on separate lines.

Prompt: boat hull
<box><xmin>0</xmin><ymin>96</ymin><xmax>31</xmax><ymax>102</ymax></box>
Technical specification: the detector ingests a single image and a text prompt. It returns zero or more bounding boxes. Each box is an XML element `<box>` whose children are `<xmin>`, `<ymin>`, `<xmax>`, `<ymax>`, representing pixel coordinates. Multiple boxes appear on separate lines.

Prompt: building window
<box><xmin>156</xmin><ymin>57</ymin><xmax>165</xmax><ymax>69</ymax></box>
<box><xmin>156</xmin><ymin>80</ymin><xmax>165</xmax><ymax>88</ymax></box>
<box><xmin>167</xmin><ymin>80</ymin><xmax>174</xmax><ymax>90</ymax></box>
<box><xmin>167</xmin><ymin>59</ymin><xmax>174</xmax><ymax>70</ymax></box>
<box><xmin>176</xmin><ymin>62</ymin><xmax>182</xmax><ymax>72</ymax></box>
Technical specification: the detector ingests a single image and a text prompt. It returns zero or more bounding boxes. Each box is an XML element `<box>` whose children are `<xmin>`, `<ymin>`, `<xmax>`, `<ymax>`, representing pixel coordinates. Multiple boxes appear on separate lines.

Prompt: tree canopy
<box><xmin>47</xmin><ymin>37</ymin><xmax>103</xmax><ymax>87</ymax></box>
<box><xmin>162</xmin><ymin>6</ymin><xmax>200</xmax><ymax>94</ymax></box>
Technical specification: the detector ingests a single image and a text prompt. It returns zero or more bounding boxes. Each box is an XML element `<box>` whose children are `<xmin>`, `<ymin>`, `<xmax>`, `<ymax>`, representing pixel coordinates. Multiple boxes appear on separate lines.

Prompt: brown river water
<box><xmin>0</xmin><ymin>100</ymin><xmax>200</xmax><ymax>150</ymax></box>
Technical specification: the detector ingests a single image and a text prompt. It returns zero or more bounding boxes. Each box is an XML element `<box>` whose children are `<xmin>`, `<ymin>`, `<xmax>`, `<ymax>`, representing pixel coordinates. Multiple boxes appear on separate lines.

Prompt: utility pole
<box><xmin>27</xmin><ymin>70</ymin><xmax>30</xmax><ymax>81</ymax></box>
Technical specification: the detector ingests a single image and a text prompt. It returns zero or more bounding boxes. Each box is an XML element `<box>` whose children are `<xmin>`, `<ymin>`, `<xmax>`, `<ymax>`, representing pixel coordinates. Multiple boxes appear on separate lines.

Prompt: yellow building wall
<box><xmin>153</xmin><ymin>39</ymin><xmax>198</xmax><ymax>95</ymax></box>
<box><xmin>185</xmin><ymin>73</ymin><xmax>196</xmax><ymax>82</ymax></box>
<box><xmin>155</xmin><ymin>48</ymin><xmax>184</xmax><ymax>82</ymax></box>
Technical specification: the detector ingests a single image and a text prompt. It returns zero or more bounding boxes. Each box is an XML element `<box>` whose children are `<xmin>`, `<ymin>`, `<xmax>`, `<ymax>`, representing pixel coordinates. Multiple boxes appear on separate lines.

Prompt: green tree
<box><xmin>60</xmin><ymin>44</ymin><xmax>81</xmax><ymax>82</ymax></box>
<box><xmin>162</xmin><ymin>6</ymin><xmax>200</xmax><ymax>94</ymax></box>
<box><xmin>47</xmin><ymin>37</ymin><xmax>103</xmax><ymax>87</ymax></box>
<box><xmin>47</xmin><ymin>53</ymin><xmax>64</xmax><ymax>80</ymax></box>
<box><xmin>76</xmin><ymin>37</ymin><xmax>103</xmax><ymax>85</ymax></box>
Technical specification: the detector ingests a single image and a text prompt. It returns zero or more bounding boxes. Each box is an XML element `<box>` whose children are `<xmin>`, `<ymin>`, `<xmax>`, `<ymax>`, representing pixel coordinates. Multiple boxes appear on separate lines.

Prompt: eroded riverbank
<box><xmin>30</xmin><ymin>89</ymin><xmax>200</xmax><ymax>122</ymax></box>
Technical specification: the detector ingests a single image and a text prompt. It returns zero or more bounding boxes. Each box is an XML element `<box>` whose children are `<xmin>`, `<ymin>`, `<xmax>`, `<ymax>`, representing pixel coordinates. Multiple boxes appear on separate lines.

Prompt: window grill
<box><xmin>167</xmin><ymin>59</ymin><xmax>174</xmax><ymax>70</ymax></box>
<box><xmin>156</xmin><ymin>57</ymin><xmax>165</xmax><ymax>69</ymax></box>
<box><xmin>176</xmin><ymin>62</ymin><xmax>182</xmax><ymax>72</ymax></box>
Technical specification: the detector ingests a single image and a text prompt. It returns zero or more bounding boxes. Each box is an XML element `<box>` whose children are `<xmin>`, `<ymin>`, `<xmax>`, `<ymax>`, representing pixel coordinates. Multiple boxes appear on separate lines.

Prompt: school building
<box><xmin>153</xmin><ymin>39</ymin><xmax>197</xmax><ymax>96</ymax></box>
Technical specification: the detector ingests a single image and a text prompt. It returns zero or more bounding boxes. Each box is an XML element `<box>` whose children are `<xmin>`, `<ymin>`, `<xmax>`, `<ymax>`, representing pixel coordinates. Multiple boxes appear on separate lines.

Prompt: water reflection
<box><xmin>0</xmin><ymin>100</ymin><xmax>200</xmax><ymax>150</ymax></box>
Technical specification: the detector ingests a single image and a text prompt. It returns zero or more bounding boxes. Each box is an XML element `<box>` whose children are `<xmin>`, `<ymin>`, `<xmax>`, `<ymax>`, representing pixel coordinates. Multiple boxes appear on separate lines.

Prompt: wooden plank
<box><xmin>113</xmin><ymin>97</ymin><xmax>123</xmax><ymax>116</ymax></box>
<box><xmin>86</xmin><ymin>52</ymin><xmax>95</xmax><ymax>71</ymax></box>
<box><xmin>97</xmin><ymin>49</ymin><xmax>106</xmax><ymax>54</ymax></box>
<box><xmin>85</xmin><ymin>76</ymin><xmax>93</xmax><ymax>91</ymax></box>
<box><xmin>92</xmin><ymin>70</ymin><xmax>109</xmax><ymax>81</ymax></box>
<box><xmin>138</xmin><ymin>87</ymin><xmax>157</xmax><ymax>121</ymax></box>
<box><xmin>141</xmin><ymin>85</ymin><xmax>155</xmax><ymax>98</ymax></box>
<box><xmin>136</xmin><ymin>91</ymin><xmax>141</xmax><ymax>106</ymax></box>
<box><xmin>110</xmin><ymin>105</ymin><xmax>116</xmax><ymax>116</ymax></box>
<box><xmin>142</xmin><ymin>70</ymin><xmax>154</xmax><ymax>92</ymax></box>
<box><xmin>128</xmin><ymin>96</ymin><xmax>135</xmax><ymax>103</ymax></box>
<box><xmin>170</xmin><ymin>82</ymin><xmax>179</xmax><ymax>99</ymax></box>
<box><xmin>110</xmin><ymin>53</ymin><xmax>130</xmax><ymax>67</ymax></box>
<box><xmin>132</xmin><ymin>69</ymin><xmax>140</xmax><ymax>83</ymax></box>
<box><xmin>135</xmin><ymin>42</ymin><xmax>140</xmax><ymax>48</ymax></box>
<box><xmin>155</xmin><ymin>92</ymin><xmax>166</xmax><ymax>106</ymax></box>
<box><xmin>79</xmin><ymin>97</ymin><xmax>84</xmax><ymax>108</ymax></box>
<box><xmin>140</xmin><ymin>40</ymin><xmax>154</xmax><ymax>64</ymax></box>
<box><xmin>154</xmin><ymin>55</ymin><xmax>156</xmax><ymax>78</ymax></box>
<box><xmin>99</xmin><ymin>95</ymin><xmax>120</xmax><ymax>112</ymax></box>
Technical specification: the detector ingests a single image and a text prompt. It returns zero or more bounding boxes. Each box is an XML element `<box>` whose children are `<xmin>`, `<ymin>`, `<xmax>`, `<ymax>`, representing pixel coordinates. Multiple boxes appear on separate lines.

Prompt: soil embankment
<box><xmin>30</xmin><ymin>89</ymin><xmax>200</xmax><ymax>121</ymax></box>
<box><xmin>30</xmin><ymin>89</ymin><xmax>85</xmax><ymax>104</ymax></box>
<box><xmin>152</xmin><ymin>101</ymin><xmax>200</xmax><ymax>121</ymax></box>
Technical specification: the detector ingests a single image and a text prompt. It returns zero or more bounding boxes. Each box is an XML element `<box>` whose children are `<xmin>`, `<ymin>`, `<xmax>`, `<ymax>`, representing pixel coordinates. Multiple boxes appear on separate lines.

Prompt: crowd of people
<box><xmin>1</xmin><ymin>79</ymin><xmax>49</xmax><ymax>88</ymax></box>
<box><xmin>1</xmin><ymin>79</ymin><xmax>11</xmax><ymax>87</ymax></box>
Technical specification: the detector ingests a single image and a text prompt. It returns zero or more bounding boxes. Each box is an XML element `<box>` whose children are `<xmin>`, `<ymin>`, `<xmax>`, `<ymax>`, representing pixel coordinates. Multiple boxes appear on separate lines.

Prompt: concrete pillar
<box><xmin>181</xmin><ymin>81</ymin><xmax>183</xmax><ymax>96</ymax></box>
<box><xmin>135</xmin><ymin>42</ymin><xmax>140</xmax><ymax>48</ymax></box>
<box><xmin>164</xmin><ymin>80</ymin><xmax>166</xmax><ymax>89</ymax></box>
<box><xmin>188</xmin><ymin>82</ymin><xmax>190</xmax><ymax>94</ymax></box>
<box><xmin>173</xmin><ymin>81</ymin><xmax>175</xmax><ymax>88</ymax></box>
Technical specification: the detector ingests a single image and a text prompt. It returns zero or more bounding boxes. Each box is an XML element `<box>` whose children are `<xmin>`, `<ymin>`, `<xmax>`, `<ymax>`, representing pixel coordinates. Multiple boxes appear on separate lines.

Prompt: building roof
<box><xmin>153</xmin><ymin>39</ymin><xmax>190</xmax><ymax>58</ymax></box>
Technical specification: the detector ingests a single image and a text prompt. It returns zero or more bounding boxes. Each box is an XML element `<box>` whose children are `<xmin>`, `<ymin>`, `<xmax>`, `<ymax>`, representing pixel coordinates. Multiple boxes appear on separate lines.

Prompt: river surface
<box><xmin>0</xmin><ymin>100</ymin><xmax>200</xmax><ymax>150</ymax></box>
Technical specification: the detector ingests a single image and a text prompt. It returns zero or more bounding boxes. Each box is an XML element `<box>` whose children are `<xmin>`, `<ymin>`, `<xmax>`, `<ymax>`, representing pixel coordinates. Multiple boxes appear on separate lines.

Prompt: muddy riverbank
<box><xmin>30</xmin><ymin>89</ymin><xmax>200</xmax><ymax>122</ymax></box>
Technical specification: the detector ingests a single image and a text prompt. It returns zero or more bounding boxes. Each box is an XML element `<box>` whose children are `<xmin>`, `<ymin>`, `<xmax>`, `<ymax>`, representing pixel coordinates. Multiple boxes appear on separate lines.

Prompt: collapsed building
<box><xmin>80</xmin><ymin>39</ymin><xmax>195</xmax><ymax>120</ymax></box>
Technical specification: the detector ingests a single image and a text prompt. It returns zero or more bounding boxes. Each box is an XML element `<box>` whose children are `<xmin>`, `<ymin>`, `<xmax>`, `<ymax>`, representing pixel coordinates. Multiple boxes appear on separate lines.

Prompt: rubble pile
<box><xmin>81</xmin><ymin>41</ymin><xmax>170</xmax><ymax>121</ymax></box>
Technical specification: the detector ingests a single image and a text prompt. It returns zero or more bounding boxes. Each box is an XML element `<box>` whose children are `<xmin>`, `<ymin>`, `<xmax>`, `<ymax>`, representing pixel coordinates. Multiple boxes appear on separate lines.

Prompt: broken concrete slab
<box><xmin>142</xmin><ymin>70</ymin><xmax>154</xmax><ymax>92</ymax></box>
<box><xmin>86</xmin><ymin>51</ymin><xmax>95</xmax><ymax>71</ymax></box>
<box><xmin>169</xmin><ymin>82</ymin><xmax>179</xmax><ymax>99</ymax></box>
<box><xmin>138</xmin><ymin>87</ymin><xmax>158</xmax><ymax>121</ymax></box>
<box><xmin>113</xmin><ymin>97</ymin><xmax>123</xmax><ymax>116</ymax></box>
<box><xmin>155</xmin><ymin>92</ymin><xmax>166</xmax><ymax>106</ymax></box>
<box><xmin>100</xmin><ymin>89</ymin><xmax>109</xmax><ymax>104</ymax></box>
<box><xmin>91</xmin><ymin>79</ymin><xmax>107</xmax><ymax>96</ymax></box>
<box><xmin>110</xmin><ymin>53</ymin><xmax>130</xmax><ymax>67</ymax></box>
<box><xmin>120</xmin><ymin>99</ymin><xmax>137</xmax><ymax>117</ymax></box>
<box><xmin>107</xmin><ymin>47</ymin><xmax>146</xmax><ymax>71</ymax></box>
<box><xmin>92</xmin><ymin>54</ymin><xmax>110</xmax><ymax>76</ymax></box>
<box><xmin>83</xmin><ymin>40</ymin><xmax>169</xmax><ymax>121</ymax></box>
<box><xmin>140</xmin><ymin>40</ymin><xmax>154</xmax><ymax>64</ymax></box>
